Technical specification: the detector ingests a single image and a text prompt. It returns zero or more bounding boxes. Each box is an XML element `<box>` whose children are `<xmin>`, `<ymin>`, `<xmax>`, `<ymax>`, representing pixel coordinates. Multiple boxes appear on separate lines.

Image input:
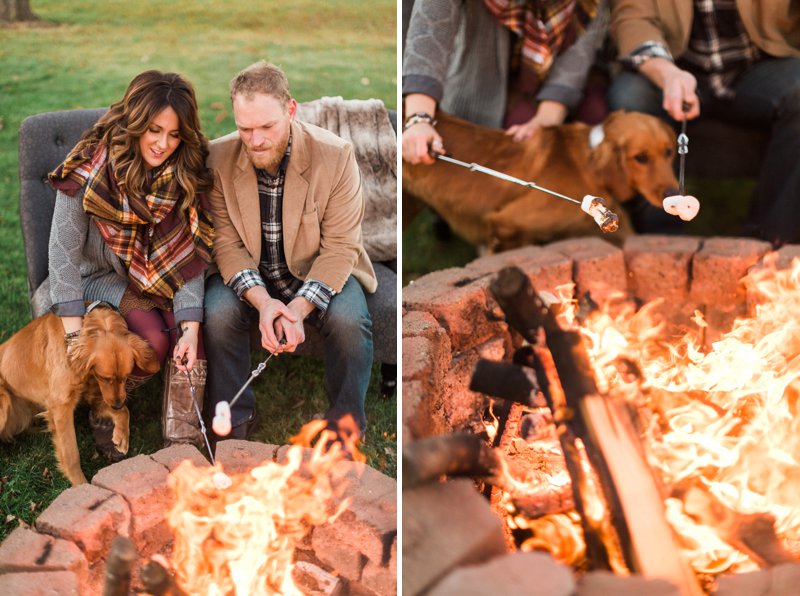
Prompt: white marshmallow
<box><xmin>212</xmin><ymin>471</ymin><xmax>232</xmax><ymax>490</ymax></box>
<box><xmin>581</xmin><ymin>194</ymin><xmax>599</xmax><ymax>215</ymax></box>
<box><xmin>663</xmin><ymin>195</ymin><xmax>700</xmax><ymax>221</ymax></box>
<box><xmin>215</xmin><ymin>401</ymin><xmax>231</xmax><ymax>418</ymax></box>
<box><xmin>212</xmin><ymin>415</ymin><xmax>232</xmax><ymax>436</ymax></box>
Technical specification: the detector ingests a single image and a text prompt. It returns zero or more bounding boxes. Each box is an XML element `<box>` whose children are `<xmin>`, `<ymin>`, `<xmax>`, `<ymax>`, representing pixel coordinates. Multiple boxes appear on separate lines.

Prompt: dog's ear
<box><xmin>127</xmin><ymin>333</ymin><xmax>161</xmax><ymax>374</ymax></box>
<box><xmin>67</xmin><ymin>335</ymin><xmax>96</xmax><ymax>378</ymax></box>
<box><xmin>589</xmin><ymin>139</ymin><xmax>634</xmax><ymax>201</ymax></box>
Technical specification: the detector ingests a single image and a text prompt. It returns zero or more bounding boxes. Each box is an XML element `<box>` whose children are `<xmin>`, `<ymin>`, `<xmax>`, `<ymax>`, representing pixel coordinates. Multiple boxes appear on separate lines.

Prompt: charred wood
<box><xmin>102</xmin><ymin>536</ymin><xmax>137</xmax><ymax>596</ymax></box>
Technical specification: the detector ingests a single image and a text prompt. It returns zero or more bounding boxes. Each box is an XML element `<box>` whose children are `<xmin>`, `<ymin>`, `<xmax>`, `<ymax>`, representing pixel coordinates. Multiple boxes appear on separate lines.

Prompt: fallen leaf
<box><xmin>210</xmin><ymin>102</ymin><xmax>225</xmax><ymax>111</ymax></box>
<box><xmin>214</xmin><ymin>110</ymin><xmax>228</xmax><ymax>123</ymax></box>
<box><xmin>292</xmin><ymin>400</ymin><xmax>306</xmax><ymax>409</ymax></box>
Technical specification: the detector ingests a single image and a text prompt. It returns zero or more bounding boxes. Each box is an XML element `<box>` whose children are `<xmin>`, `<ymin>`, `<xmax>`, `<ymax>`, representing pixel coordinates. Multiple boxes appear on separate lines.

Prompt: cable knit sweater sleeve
<box><xmin>48</xmin><ymin>189</ymin><xmax>92</xmax><ymax>316</ymax></box>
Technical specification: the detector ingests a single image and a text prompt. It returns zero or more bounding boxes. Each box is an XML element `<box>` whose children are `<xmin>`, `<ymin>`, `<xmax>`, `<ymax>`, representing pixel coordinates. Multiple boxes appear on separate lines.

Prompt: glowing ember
<box><xmin>167</xmin><ymin>418</ymin><xmax>364</xmax><ymax>595</ymax></box>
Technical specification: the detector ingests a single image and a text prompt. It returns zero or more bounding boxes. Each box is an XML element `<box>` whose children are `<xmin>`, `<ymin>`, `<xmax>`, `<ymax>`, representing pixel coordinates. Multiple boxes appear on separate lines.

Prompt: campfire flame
<box><xmin>573</xmin><ymin>257</ymin><xmax>800</xmax><ymax>575</ymax></box>
<box><xmin>166</xmin><ymin>417</ymin><xmax>363</xmax><ymax>595</ymax></box>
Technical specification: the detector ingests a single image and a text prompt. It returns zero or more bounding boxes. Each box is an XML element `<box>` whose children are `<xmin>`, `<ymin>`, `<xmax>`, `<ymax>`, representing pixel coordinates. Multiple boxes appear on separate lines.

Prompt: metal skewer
<box><xmin>677</xmin><ymin>102</ymin><xmax>690</xmax><ymax>195</ymax></box>
<box><xmin>184</xmin><ymin>367</ymin><xmax>215</xmax><ymax>466</ymax></box>
<box><xmin>435</xmin><ymin>153</ymin><xmax>581</xmax><ymax>205</ymax></box>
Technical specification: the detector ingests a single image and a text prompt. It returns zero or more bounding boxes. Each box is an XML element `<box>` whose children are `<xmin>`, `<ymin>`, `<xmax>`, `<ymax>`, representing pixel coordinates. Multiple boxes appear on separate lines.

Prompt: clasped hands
<box><xmin>258</xmin><ymin>297</ymin><xmax>308</xmax><ymax>354</ymax></box>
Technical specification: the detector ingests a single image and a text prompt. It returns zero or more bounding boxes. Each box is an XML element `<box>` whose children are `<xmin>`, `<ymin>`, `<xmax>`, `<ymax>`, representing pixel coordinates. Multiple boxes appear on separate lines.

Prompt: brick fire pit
<box><xmin>0</xmin><ymin>440</ymin><xmax>396</xmax><ymax>595</ymax></box>
<box><xmin>402</xmin><ymin>235</ymin><xmax>800</xmax><ymax>594</ymax></box>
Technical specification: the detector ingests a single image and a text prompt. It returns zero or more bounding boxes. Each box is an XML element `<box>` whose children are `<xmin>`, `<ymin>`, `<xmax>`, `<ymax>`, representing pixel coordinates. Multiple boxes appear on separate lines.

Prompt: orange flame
<box><xmin>166</xmin><ymin>418</ymin><xmax>363</xmax><ymax>595</ymax></box>
<box><xmin>575</xmin><ymin>257</ymin><xmax>800</xmax><ymax>574</ymax></box>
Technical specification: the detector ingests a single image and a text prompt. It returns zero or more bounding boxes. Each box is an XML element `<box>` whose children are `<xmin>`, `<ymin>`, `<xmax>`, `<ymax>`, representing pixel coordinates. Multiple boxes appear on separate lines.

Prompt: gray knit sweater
<box><xmin>48</xmin><ymin>189</ymin><xmax>204</xmax><ymax>323</ymax></box>
<box><xmin>403</xmin><ymin>0</ymin><xmax>607</xmax><ymax>128</ymax></box>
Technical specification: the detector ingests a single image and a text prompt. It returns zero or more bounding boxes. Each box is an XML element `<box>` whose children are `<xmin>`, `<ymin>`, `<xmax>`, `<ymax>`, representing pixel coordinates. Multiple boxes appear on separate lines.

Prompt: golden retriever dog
<box><xmin>0</xmin><ymin>306</ymin><xmax>159</xmax><ymax>485</ymax></box>
<box><xmin>403</xmin><ymin>110</ymin><xmax>680</xmax><ymax>252</ymax></box>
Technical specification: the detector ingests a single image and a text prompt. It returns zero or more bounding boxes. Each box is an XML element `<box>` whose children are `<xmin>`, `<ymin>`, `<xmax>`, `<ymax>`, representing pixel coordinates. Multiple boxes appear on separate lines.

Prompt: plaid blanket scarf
<box><xmin>483</xmin><ymin>0</ymin><xmax>599</xmax><ymax>77</ymax></box>
<box><xmin>48</xmin><ymin>143</ymin><xmax>213</xmax><ymax>301</ymax></box>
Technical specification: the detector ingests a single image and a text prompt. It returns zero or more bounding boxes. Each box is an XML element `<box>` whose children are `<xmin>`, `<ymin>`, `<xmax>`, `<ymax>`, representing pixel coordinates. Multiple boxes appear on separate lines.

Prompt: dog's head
<box><xmin>69</xmin><ymin>307</ymin><xmax>160</xmax><ymax>410</ymax></box>
<box><xmin>589</xmin><ymin>110</ymin><xmax>680</xmax><ymax>206</ymax></box>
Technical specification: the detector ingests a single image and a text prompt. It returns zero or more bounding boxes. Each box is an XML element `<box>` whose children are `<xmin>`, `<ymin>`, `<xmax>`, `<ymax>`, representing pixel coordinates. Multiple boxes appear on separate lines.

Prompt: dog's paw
<box><xmin>112</xmin><ymin>428</ymin><xmax>129</xmax><ymax>455</ymax></box>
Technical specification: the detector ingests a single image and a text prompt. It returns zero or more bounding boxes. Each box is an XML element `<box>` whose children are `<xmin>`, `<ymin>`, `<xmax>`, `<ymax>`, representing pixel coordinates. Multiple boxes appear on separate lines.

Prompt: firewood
<box><xmin>469</xmin><ymin>359</ymin><xmax>547</xmax><ymax>407</ymax></box>
<box><xmin>102</xmin><ymin>536</ymin><xmax>137</xmax><ymax>596</ymax></box>
<box><xmin>403</xmin><ymin>433</ymin><xmax>508</xmax><ymax>489</ymax></box>
<box><xmin>490</xmin><ymin>266</ymin><xmax>703</xmax><ymax>594</ymax></box>
<box><xmin>140</xmin><ymin>558</ymin><xmax>189</xmax><ymax>596</ymax></box>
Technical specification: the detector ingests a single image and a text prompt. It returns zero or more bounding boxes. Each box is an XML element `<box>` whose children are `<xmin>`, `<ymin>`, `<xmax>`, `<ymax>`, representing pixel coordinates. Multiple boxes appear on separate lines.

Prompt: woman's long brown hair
<box><xmin>73</xmin><ymin>70</ymin><xmax>212</xmax><ymax>205</ymax></box>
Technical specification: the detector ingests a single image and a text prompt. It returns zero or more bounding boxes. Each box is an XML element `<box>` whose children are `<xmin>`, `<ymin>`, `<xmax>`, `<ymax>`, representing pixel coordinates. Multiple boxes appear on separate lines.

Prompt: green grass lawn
<box><xmin>0</xmin><ymin>0</ymin><xmax>397</xmax><ymax>542</ymax></box>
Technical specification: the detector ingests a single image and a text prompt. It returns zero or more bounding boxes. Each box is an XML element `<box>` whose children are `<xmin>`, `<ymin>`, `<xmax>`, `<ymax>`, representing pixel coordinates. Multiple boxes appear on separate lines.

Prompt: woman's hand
<box><xmin>173</xmin><ymin>321</ymin><xmax>200</xmax><ymax>371</ymax></box>
<box><xmin>402</xmin><ymin>122</ymin><xmax>444</xmax><ymax>165</ymax></box>
<box><xmin>505</xmin><ymin>100</ymin><xmax>568</xmax><ymax>142</ymax></box>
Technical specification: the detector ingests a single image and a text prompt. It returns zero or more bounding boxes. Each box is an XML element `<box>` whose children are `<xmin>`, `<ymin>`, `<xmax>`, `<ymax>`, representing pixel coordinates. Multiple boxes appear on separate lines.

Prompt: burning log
<box><xmin>490</xmin><ymin>266</ymin><xmax>703</xmax><ymax>594</ymax></box>
<box><xmin>403</xmin><ymin>434</ymin><xmax>507</xmax><ymax>490</ymax></box>
<box><xmin>682</xmin><ymin>485</ymin><xmax>796</xmax><ymax>568</ymax></box>
<box><xmin>140</xmin><ymin>557</ymin><xmax>189</xmax><ymax>596</ymax></box>
<box><xmin>469</xmin><ymin>359</ymin><xmax>547</xmax><ymax>408</ymax></box>
<box><xmin>102</xmin><ymin>536</ymin><xmax>137</xmax><ymax>596</ymax></box>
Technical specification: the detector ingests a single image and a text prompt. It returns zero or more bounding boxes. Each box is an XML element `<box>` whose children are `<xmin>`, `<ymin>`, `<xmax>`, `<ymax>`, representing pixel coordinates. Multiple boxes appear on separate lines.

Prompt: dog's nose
<box><xmin>112</xmin><ymin>400</ymin><xmax>126</xmax><ymax>411</ymax></box>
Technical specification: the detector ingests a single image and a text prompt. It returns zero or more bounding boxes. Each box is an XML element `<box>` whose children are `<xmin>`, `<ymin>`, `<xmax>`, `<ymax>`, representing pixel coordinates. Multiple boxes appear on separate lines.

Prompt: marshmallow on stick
<box><xmin>581</xmin><ymin>195</ymin><xmax>620</xmax><ymax>233</ymax></box>
<box><xmin>663</xmin><ymin>195</ymin><xmax>700</xmax><ymax>221</ymax></box>
<box><xmin>212</xmin><ymin>401</ymin><xmax>232</xmax><ymax>436</ymax></box>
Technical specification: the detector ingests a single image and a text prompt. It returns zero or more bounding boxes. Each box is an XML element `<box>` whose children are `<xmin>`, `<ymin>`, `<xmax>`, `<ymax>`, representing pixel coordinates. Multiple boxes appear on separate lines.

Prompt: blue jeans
<box><xmin>609</xmin><ymin>57</ymin><xmax>800</xmax><ymax>244</ymax></box>
<box><xmin>203</xmin><ymin>273</ymin><xmax>373</xmax><ymax>433</ymax></box>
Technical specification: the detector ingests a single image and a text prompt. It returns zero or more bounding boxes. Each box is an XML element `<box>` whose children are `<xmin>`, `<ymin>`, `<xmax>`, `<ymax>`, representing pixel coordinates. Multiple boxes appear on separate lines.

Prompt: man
<box><xmin>204</xmin><ymin>61</ymin><xmax>376</xmax><ymax>441</ymax></box>
<box><xmin>608</xmin><ymin>0</ymin><xmax>800</xmax><ymax>244</ymax></box>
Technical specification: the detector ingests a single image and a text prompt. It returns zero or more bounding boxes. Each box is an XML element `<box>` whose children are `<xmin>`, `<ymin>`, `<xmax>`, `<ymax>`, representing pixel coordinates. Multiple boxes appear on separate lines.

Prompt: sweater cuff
<box><xmin>536</xmin><ymin>84</ymin><xmax>582</xmax><ymax>111</ymax></box>
<box><xmin>50</xmin><ymin>299</ymin><xmax>86</xmax><ymax>317</ymax></box>
<box><xmin>402</xmin><ymin>74</ymin><xmax>444</xmax><ymax>104</ymax></box>
<box><xmin>174</xmin><ymin>307</ymin><xmax>204</xmax><ymax>325</ymax></box>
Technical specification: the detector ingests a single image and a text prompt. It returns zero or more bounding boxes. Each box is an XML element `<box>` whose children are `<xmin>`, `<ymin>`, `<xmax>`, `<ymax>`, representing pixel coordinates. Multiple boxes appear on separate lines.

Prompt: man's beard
<box><xmin>246</xmin><ymin>125</ymin><xmax>290</xmax><ymax>173</ymax></box>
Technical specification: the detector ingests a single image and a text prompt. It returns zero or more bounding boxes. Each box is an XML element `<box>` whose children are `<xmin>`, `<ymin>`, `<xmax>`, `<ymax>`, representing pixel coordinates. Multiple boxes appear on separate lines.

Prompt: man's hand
<box><xmin>639</xmin><ymin>57</ymin><xmax>700</xmax><ymax>121</ymax></box>
<box><xmin>275</xmin><ymin>297</ymin><xmax>315</xmax><ymax>353</ymax></box>
<box><xmin>258</xmin><ymin>298</ymin><xmax>298</xmax><ymax>353</ymax></box>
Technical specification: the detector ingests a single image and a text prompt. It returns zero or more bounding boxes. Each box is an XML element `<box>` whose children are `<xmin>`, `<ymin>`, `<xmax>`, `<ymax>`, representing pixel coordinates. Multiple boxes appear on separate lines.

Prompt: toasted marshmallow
<box><xmin>212</xmin><ymin>471</ymin><xmax>232</xmax><ymax>490</ymax></box>
<box><xmin>663</xmin><ymin>195</ymin><xmax>700</xmax><ymax>221</ymax></box>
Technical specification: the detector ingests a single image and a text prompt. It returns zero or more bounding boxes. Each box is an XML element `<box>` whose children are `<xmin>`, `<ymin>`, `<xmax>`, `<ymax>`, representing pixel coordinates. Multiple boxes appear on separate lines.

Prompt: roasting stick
<box><xmin>433</xmin><ymin>152</ymin><xmax>620</xmax><ymax>233</ymax></box>
<box><xmin>212</xmin><ymin>338</ymin><xmax>287</xmax><ymax>437</ymax></box>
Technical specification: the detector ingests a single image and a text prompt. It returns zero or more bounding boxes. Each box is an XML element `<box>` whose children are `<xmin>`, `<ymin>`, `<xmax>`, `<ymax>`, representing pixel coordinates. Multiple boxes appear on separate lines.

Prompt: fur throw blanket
<box><xmin>297</xmin><ymin>97</ymin><xmax>397</xmax><ymax>262</ymax></box>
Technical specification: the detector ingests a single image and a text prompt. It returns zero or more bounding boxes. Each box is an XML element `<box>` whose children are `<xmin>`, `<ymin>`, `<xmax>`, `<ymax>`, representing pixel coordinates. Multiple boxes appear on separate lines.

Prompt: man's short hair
<box><xmin>230</xmin><ymin>61</ymin><xmax>292</xmax><ymax>104</ymax></box>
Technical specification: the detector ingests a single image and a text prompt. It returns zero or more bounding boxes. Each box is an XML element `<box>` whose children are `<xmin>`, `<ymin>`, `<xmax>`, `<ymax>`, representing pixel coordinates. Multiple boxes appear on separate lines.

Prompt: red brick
<box><xmin>547</xmin><ymin>237</ymin><xmax>626</xmax><ymax>305</ymax></box>
<box><xmin>403</xmin><ymin>479</ymin><xmax>506</xmax><ymax>595</ymax></box>
<box><xmin>91</xmin><ymin>454</ymin><xmax>171</xmax><ymax>557</ymax></box>
<box><xmin>690</xmin><ymin>237</ymin><xmax>771</xmax><ymax>307</ymax></box>
<box><xmin>402</xmin><ymin>335</ymin><xmax>450</xmax><ymax>391</ymax></box>
<box><xmin>715</xmin><ymin>562</ymin><xmax>800</xmax><ymax>596</ymax></box>
<box><xmin>429</xmin><ymin>552</ymin><xmax>575</xmax><ymax>596</ymax></box>
<box><xmin>312</xmin><ymin>462</ymin><xmax>396</xmax><ymax>582</ymax></box>
<box><xmin>403</xmin><ymin>268</ymin><xmax>506</xmax><ymax>352</ymax></box>
<box><xmin>0</xmin><ymin>570</ymin><xmax>80</xmax><ymax>595</ymax></box>
<box><xmin>577</xmin><ymin>570</ymin><xmax>681</xmax><ymax>595</ymax></box>
<box><xmin>773</xmin><ymin>244</ymin><xmax>800</xmax><ymax>270</ymax></box>
<box><xmin>150</xmin><ymin>443</ymin><xmax>211</xmax><ymax>472</ymax></box>
<box><xmin>402</xmin><ymin>380</ymin><xmax>442</xmax><ymax>440</ymax></box>
<box><xmin>213</xmin><ymin>440</ymin><xmax>280</xmax><ymax>474</ymax></box>
<box><xmin>0</xmin><ymin>527</ymin><xmax>87</xmax><ymax>584</ymax></box>
<box><xmin>440</xmin><ymin>337</ymin><xmax>507</xmax><ymax>433</ymax></box>
<box><xmin>465</xmin><ymin>245</ymin><xmax>574</xmax><ymax>298</ymax></box>
<box><xmin>35</xmin><ymin>483</ymin><xmax>130</xmax><ymax>564</ymax></box>
<box><xmin>402</xmin><ymin>310</ymin><xmax>447</xmax><ymax>341</ymax></box>
<box><xmin>624</xmin><ymin>235</ymin><xmax>701</xmax><ymax>303</ymax></box>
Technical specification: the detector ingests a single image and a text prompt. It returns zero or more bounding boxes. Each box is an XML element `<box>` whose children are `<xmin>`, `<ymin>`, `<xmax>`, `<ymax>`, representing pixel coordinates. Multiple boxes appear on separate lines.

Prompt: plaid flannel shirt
<box><xmin>620</xmin><ymin>0</ymin><xmax>759</xmax><ymax>99</ymax></box>
<box><xmin>228</xmin><ymin>136</ymin><xmax>335</xmax><ymax>313</ymax></box>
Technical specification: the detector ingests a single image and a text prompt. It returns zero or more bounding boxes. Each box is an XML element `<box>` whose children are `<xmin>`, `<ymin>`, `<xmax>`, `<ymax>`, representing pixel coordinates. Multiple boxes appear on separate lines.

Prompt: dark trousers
<box><xmin>609</xmin><ymin>57</ymin><xmax>800</xmax><ymax>244</ymax></box>
<box><xmin>203</xmin><ymin>273</ymin><xmax>373</xmax><ymax>433</ymax></box>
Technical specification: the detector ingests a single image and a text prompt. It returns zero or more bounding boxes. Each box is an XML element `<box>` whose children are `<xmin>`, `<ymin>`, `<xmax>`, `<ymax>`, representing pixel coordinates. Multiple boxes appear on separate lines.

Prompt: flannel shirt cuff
<box><xmin>295</xmin><ymin>279</ymin><xmax>336</xmax><ymax>314</ymax></box>
<box><xmin>229</xmin><ymin>269</ymin><xmax>266</xmax><ymax>299</ymax></box>
<box><xmin>619</xmin><ymin>41</ymin><xmax>674</xmax><ymax>70</ymax></box>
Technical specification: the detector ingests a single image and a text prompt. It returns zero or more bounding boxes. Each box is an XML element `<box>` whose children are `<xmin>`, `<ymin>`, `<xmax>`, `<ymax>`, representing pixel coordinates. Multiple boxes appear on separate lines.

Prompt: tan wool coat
<box><xmin>610</xmin><ymin>0</ymin><xmax>800</xmax><ymax>59</ymax></box>
<box><xmin>207</xmin><ymin>120</ymin><xmax>377</xmax><ymax>296</ymax></box>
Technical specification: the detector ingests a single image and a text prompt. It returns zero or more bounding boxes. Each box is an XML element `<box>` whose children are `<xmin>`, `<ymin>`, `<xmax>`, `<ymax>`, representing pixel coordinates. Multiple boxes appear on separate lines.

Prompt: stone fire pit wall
<box><xmin>0</xmin><ymin>441</ymin><xmax>397</xmax><ymax>595</ymax></box>
<box><xmin>402</xmin><ymin>235</ymin><xmax>800</xmax><ymax>441</ymax></box>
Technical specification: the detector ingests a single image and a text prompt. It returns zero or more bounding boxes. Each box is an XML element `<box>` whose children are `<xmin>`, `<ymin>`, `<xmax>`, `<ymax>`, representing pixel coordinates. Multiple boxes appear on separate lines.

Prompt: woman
<box><xmin>402</xmin><ymin>0</ymin><xmax>607</xmax><ymax>163</ymax></box>
<box><xmin>47</xmin><ymin>70</ymin><xmax>214</xmax><ymax>455</ymax></box>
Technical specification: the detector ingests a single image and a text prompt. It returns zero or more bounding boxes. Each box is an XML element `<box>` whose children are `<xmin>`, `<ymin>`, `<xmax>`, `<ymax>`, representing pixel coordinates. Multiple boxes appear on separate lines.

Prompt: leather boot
<box><xmin>162</xmin><ymin>359</ymin><xmax>207</xmax><ymax>446</ymax></box>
